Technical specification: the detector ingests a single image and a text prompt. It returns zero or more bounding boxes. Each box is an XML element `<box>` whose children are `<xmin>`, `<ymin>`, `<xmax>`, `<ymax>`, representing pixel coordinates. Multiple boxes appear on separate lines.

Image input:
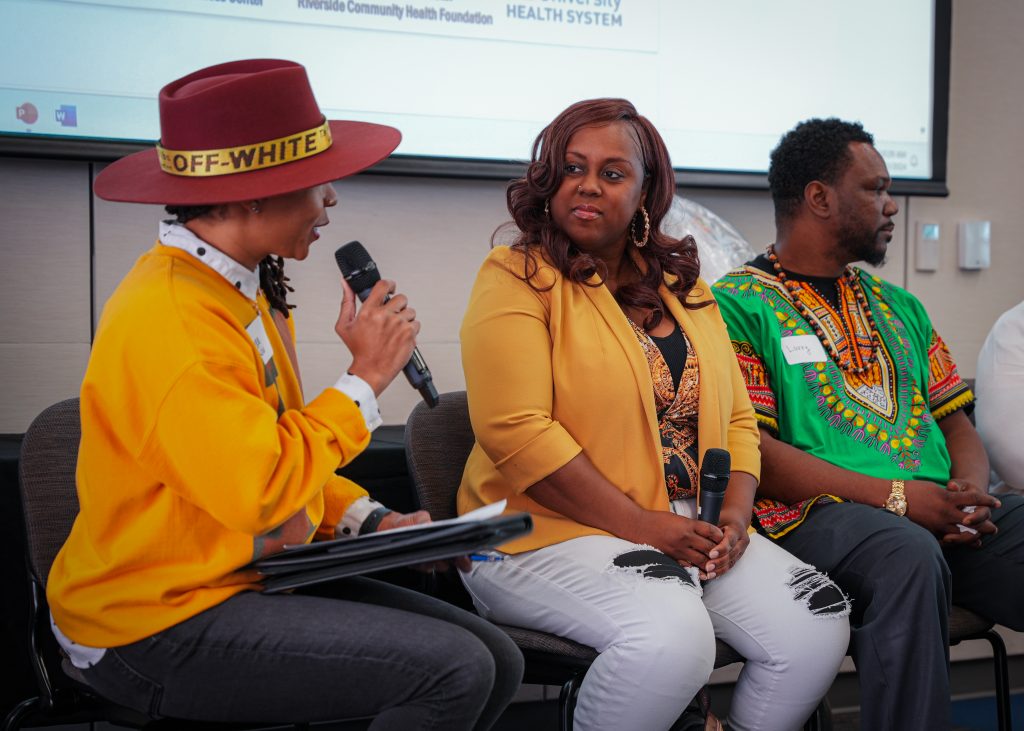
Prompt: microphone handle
<box><xmin>405</xmin><ymin>350</ymin><xmax>439</xmax><ymax>407</ymax></box>
<box><xmin>698</xmin><ymin>490</ymin><xmax>725</xmax><ymax>525</ymax></box>
<box><xmin>357</xmin><ymin>287</ymin><xmax>439</xmax><ymax>408</ymax></box>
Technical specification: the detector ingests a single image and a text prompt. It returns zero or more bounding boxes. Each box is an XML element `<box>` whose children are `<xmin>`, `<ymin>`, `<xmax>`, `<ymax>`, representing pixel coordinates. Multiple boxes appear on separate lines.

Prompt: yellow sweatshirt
<box><xmin>458</xmin><ymin>245</ymin><xmax>761</xmax><ymax>553</ymax></box>
<box><xmin>48</xmin><ymin>244</ymin><xmax>369</xmax><ymax>647</ymax></box>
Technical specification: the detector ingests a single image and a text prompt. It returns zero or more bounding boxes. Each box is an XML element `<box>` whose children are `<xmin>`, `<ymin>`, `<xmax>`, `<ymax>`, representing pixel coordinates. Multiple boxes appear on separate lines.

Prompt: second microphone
<box><xmin>697</xmin><ymin>448</ymin><xmax>731</xmax><ymax>526</ymax></box>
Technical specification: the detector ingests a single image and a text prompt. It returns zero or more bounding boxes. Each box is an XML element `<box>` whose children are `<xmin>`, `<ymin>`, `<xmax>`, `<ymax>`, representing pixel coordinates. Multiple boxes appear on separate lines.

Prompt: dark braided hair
<box><xmin>258</xmin><ymin>254</ymin><xmax>295</xmax><ymax>315</ymax></box>
<box><xmin>164</xmin><ymin>205</ymin><xmax>295</xmax><ymax>316</ymax></box>
<box><xmin>504</xmin><ymin>98</ymin><xmax>707</xmax><ymax>331</ymax></box>
<box><xmin>768</xmin><ymin>118</ymin><xmax>874</xmax><ymax>225</ymax></box>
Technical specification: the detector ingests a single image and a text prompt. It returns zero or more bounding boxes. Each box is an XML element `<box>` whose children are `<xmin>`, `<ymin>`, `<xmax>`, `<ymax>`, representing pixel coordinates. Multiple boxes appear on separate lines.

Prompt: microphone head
<box><xmin>700</xmin><ymin>448</ymin><xmax>731</xmax><ymax>494</ymax></box>
<box><xmin>335</xmin><ymin>241</ymin><xmax>380</xmax><ymax>292</ymax></box>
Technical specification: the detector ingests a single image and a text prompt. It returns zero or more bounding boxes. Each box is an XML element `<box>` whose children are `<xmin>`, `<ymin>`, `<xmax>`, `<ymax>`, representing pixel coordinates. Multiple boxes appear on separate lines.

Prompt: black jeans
<box><xmin>80</xmin><ymin>576</ymin><xmax>524</xmax><ymax>730</ymax></box>
<box><xmin>777</xmin><ymin>495</ymin><xmax>1024</xmax><ymax>731</ymax></box>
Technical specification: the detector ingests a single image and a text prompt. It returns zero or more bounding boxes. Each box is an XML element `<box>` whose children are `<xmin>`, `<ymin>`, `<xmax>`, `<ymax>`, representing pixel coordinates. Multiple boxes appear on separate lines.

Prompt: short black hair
<box><xmin>768</xmin><ymin>118</ymin><xmax>874</xmax><ymax>223</ymax></box>
<box><xmin>165</xmin><ymin>205</ymin><xmax>213</xmax><ymax>223</ymax></box>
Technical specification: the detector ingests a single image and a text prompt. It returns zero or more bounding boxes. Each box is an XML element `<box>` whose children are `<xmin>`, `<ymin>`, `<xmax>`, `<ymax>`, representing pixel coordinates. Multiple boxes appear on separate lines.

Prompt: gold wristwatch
<box><xmin>883</xmin><ymin>479</ymin><xmax>908</xmax><ymax>516</ymax></box>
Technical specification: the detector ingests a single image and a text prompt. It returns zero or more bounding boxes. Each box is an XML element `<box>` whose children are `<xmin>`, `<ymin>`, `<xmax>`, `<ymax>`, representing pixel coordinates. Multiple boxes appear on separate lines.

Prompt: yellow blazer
<box><xmin>459</xmin><ymin>245</ymin><xmax>761</xmax><ymax>553</ymax></box>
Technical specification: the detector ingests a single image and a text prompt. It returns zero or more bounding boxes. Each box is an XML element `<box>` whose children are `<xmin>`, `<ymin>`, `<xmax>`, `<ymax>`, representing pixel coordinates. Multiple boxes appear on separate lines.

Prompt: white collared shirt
<box><xmin>159</xmin><ymin>219</ymin><xmax>260</xmax><ymax>300</ymax></box>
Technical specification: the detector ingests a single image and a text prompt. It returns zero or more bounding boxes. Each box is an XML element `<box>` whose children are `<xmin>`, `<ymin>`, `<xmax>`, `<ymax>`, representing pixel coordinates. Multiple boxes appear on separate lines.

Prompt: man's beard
<box><xmin>836</xmin><ymin>222</ymin><xmax>888</xmax><ymax>267</ymax></box>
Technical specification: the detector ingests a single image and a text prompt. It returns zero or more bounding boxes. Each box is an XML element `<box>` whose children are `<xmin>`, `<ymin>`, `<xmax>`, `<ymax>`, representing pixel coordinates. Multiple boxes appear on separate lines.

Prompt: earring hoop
<box><xmin>544</xmin><ymin>199</ymin><xmax>550</xmax><ymax>218</ymax></box>
<box><xmin>630</xmin><ymin>206</ymin><xmax>650</xmax><ymax>248</ymax></box>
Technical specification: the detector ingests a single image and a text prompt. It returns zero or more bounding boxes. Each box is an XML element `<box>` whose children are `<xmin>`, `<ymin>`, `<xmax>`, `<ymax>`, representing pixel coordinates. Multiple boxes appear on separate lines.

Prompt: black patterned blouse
<box><xmin>628</xmin><ymin>318</ymin><xmax>701</xmax><ymax>500</ymax></box>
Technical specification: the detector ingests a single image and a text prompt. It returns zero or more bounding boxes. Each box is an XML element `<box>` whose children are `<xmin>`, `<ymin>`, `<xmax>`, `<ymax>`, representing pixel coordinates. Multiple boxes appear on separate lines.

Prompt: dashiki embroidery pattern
<box><xmin>628</xmin><ymin>319</ymin><xmax>701</xmax><ymax>500</ymax></box>
<box><xmin>777</xmin><ymin>274</ymin><xmax>927</xmax><ymax>463</ymax></box>
<box><xmin>713</xmin><ymin>263</ymin><xmax>973</xmax><ymax>538</ymax></box>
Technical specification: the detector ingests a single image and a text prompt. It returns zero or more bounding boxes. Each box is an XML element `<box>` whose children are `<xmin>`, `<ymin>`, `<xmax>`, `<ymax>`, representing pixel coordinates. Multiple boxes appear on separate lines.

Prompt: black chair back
<box><xmin>17</xmin><ymin>398</ymin><xmax>81</xmax><ymax>589</ymax></box>
<box><xmin>404</xmin><ymin>391</ymin><xmax>474</xmax><ymax>520</ymax></box>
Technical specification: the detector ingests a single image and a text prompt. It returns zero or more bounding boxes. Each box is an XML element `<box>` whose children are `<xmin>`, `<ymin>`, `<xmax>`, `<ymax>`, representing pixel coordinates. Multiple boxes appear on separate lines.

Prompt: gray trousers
<box><xmin>79</xmin><ymin>576</ymin><xmax>524</xmax><ymax>730</ymax></box>
<box><xmin>777</xmin><ymin>495</ymin><xmax>1024</xmax><ymax>731</ymax></box>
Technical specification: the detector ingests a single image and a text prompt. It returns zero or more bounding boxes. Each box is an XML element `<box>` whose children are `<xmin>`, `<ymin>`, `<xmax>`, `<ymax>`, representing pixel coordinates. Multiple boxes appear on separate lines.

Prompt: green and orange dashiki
<box><xmin>713</xmin><ymin>257</ymin><xmax>973</xmax><ymax>538</ymax></box>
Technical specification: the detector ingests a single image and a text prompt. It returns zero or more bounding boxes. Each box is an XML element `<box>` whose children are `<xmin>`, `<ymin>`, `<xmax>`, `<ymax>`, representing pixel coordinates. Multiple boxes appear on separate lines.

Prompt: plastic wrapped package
<box><xmin>660</xmin><ymin>196</ymin><xmax>757</xmax><ymax>284</ymax></box>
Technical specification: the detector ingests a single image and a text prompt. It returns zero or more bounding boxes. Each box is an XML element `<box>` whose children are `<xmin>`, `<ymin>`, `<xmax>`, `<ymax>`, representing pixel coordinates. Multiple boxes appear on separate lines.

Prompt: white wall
<box><xmin>1</xmin><ymin>1</ymin><xmax>1022</xmax><ymax>434</ymax></box>
<box><xmin>905</xmin><ymin>0</ymin><xmax>1024</xmax><ymax>373</ymax></box>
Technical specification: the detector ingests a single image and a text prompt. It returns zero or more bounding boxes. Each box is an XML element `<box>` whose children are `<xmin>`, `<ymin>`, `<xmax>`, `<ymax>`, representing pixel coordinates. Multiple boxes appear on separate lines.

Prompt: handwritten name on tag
<box><xmin>245</xmin><ymin>316</ymin><xmax>273</xmax><ymax>365</ymax></box>
<box><xmin>781</xmin><ymin>335</ymin><xmax>827</xmax><ymax>365</ymax></box>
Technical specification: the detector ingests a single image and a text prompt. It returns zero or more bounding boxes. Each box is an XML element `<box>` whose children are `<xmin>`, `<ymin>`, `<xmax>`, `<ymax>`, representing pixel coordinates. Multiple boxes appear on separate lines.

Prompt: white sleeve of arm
<box><xmin>329</xmin><ymin>372</ymin><xmax>388</xmax><ymax>537</ymax></box>
<box><xmin>976</xmin><ymin>310</ymin><xmax>1024</xmax><ymax>490</ymax></box>
<box><xmin>335</xmin><ymin>495</ymin><xmax>388</xmax><ymax>538</ymax></box>
<box><xmin>331</xmin><ymin>372</ymin><xmax>383</xmax><ymax>433</ymax></box>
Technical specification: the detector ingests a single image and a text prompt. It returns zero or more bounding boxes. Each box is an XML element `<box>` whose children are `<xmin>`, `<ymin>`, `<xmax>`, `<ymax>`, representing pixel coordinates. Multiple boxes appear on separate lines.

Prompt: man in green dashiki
<box><xmin>713</xmin><ymin>118</ymin><xmax>1024</xmax><ymax>731</ymax></box>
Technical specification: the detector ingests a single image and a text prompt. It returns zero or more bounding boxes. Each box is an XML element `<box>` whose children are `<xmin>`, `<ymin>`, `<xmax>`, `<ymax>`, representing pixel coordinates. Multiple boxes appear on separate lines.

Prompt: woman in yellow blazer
<box><xmin>459</xmin><ymin>99</ymin><xmax>850</xmax><ymax>731</ymax></box>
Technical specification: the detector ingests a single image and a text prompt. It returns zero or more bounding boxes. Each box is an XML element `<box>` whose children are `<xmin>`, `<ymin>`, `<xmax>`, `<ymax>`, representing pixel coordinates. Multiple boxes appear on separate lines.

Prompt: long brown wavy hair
<box><xmin>504</xmin><ymin>98</ymin><xmax>706</xmax><ymax>330</ymax></box>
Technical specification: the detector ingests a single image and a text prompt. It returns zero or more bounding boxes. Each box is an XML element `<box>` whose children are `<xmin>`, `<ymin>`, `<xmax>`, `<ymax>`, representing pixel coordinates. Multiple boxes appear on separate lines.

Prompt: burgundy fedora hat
<box><xmin>94</xmin><ymin>59</ymin><xmax>401</xmax><ymax>205</ymax></box>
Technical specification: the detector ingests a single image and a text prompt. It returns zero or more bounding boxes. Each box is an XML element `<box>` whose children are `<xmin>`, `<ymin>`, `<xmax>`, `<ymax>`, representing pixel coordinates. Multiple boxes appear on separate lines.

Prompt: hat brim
<box><xmin>94</xmin><ymin>120</ymin><xmax>401</xmax><ymax>205</ymax></box>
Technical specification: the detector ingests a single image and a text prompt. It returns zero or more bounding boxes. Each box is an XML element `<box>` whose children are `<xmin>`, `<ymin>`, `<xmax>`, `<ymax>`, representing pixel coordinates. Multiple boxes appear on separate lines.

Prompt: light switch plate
<box><xmin>915</xmin><ymin>222</ymin><xmax>941</xmax><ymax>271</ymax></box>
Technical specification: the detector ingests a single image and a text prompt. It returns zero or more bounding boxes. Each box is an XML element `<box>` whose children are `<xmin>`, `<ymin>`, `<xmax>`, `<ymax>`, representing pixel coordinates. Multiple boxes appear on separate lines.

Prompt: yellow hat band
<box><xmin>156</xmin><ymin>120</ymin><xmax>333</xmax><ymax>177</ymax></box>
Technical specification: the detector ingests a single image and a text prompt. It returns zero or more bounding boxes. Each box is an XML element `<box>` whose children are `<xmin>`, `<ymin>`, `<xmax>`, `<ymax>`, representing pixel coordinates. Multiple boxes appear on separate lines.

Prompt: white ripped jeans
<box><xmin>461</xmin><ymin>500</ymin><xmax>850</xmax><ymax>731</ymax></box>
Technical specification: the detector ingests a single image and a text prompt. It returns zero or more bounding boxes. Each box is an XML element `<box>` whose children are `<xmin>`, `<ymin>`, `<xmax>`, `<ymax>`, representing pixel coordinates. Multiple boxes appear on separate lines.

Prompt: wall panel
<box><xmin>0</xmin><ymin>158</ymin><xmax>91</xmax><ymax>431</ymax></box>
<box><xmin>90</xmin><ymin>166</ymin><xmax>165</xmax><ymax>326</ymax></box>
<box><xmin>0</xmin><ymin>158</ymin><xmax>90</xmax><ymax>343</ymax></box>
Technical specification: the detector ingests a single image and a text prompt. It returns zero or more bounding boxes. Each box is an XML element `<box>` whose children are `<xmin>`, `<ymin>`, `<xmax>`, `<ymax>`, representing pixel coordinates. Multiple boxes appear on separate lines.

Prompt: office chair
<box><xmin>405</xmin><ymin>391</ymin><xmax>829</xmax><ymax>731</ymax></box>
<box><xmin>947</xmin><ymin>606</ymin><xmax>1012</xmax><ymax>731</ymax></box>
<box><xmin>946</xmin><ymin>377</ymin><xmax>1013</xmax><ymax>731</ymax></box>
<box><xmin>5</xmin><ymin>397</ymin><xmax>320</xmax><ymax>731</ymax></box>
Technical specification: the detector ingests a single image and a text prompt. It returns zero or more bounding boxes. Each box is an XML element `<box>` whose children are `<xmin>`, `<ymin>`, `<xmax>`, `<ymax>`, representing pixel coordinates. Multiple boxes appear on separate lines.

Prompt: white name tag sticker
<box><xmin>245</xmin><ymin>316</ymin><xmax>273</xmax><ymax>365</ymax></box>
<box><xmin>780</xmin><ymin>335</ymin><xmax>828</xmax><ymax>365</ymax></box>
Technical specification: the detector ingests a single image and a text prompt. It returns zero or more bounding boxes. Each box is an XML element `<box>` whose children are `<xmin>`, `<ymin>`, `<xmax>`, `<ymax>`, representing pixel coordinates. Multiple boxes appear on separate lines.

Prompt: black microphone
<box><xmin>334</xmin><ymin>241</ymin><xmax>439</xmax><ymax>408</ymax></box>
<box><xmin>698</xmin><ymin>448</ymin><xmax>731</xmax><ymax>525</ymax></box>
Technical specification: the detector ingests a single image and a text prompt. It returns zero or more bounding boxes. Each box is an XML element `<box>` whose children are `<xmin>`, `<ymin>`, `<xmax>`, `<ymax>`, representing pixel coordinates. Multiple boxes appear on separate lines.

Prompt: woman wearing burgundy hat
<box><xmin>45</xmin><ymin>59</ymin><xmax>523</xmax><ymax>729</ymax></box>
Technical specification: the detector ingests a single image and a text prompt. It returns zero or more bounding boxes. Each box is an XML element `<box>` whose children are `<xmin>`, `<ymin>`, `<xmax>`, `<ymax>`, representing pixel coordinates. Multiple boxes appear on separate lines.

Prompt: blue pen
<box><xmin>469</xmin><ymin>553</ymin><xmax>505</xmax><ymax>562</ymax></box>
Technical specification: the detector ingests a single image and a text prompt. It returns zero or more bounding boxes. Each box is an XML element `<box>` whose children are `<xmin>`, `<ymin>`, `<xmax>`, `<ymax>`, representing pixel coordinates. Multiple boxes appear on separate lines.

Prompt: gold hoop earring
<box><xmin>544</xmin><ymin>199</ymin><xmax>550</xmax><ymax>218</ymax></box>
<box><xmin>631</xmin><ymin>206</ymin><xmax>650</xmax><ymax>248</ymax></box>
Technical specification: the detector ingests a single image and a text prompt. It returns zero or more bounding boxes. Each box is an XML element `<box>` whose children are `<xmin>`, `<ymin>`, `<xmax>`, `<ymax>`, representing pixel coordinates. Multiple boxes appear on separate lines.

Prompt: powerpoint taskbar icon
<box><xmin>16</xmin><ymin>102</ymin><xmax>38</xmax><ymax>125</ymax></box>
